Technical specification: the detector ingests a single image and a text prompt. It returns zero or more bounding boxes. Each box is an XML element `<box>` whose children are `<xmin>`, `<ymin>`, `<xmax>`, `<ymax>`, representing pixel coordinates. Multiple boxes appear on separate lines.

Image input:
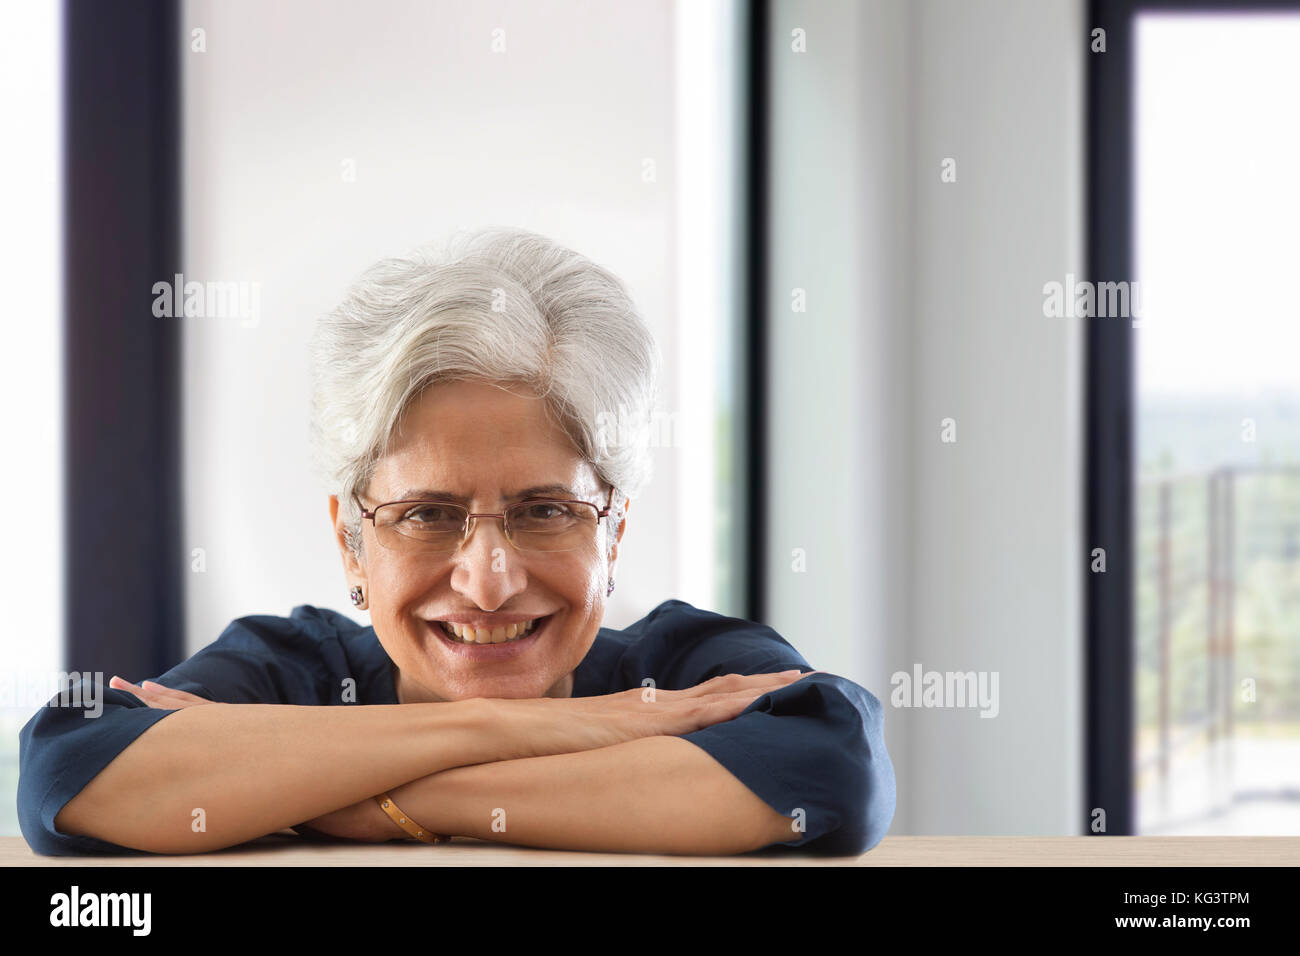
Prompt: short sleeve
<box><xmin>682</xmin><ymin>673</ymin><xmax>895</xmax><ymax>855</ymax></box>
<box><xmin>17</xmin><ymin>693</ymin><xmax>174</xmax><ymax>856</ymax></box>
<box><xmin>614</xmin><ymin>600</ymin><xmax>896</xmax><ymax>855</ymax></box>
<box><xmin>16</xmin><ymin>608</ymin><xmax>342</xmax><ymax>856</ymax></box>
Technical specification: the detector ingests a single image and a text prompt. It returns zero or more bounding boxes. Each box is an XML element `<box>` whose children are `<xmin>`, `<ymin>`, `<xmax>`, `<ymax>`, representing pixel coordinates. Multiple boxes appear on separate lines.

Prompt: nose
<box><xmin>449</xmin><ymin>513</ymin><xmax>528</xmax><ymax>610</ymax></box>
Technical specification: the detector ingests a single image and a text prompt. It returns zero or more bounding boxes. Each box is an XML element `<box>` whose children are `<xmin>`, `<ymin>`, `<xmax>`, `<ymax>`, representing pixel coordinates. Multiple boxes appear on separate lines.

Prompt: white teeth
<box><xmin>438</xmin><ymin>618</ymin><xmax>539</xmax><ymax>644</ymax></box>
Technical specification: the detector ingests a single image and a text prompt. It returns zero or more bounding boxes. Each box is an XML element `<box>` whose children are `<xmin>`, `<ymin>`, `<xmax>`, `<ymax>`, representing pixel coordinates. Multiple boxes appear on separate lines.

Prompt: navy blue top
<box><xmin>17</xmin><ymin>599</ymin><xmax>895</xmax><ymax>856</ymax></box>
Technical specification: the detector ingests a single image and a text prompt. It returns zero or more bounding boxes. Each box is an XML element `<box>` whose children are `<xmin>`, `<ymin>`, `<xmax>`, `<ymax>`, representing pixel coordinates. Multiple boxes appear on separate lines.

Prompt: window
<box><xmin>1132</xmin><ymin>9</ymin><xmax>1300</xmax><ymax>835</ymax></box>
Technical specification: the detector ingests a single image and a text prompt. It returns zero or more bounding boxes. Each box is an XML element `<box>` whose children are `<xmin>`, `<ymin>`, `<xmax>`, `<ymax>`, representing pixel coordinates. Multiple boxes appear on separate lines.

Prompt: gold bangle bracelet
<box><xmin>374</xmin><ymin>792</ymin><xmax>451</xmax><ymax>844</ymax></box>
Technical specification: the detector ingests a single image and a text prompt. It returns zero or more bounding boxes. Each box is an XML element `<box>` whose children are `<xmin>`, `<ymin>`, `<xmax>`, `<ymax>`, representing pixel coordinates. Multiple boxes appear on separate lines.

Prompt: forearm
<box><xmin>377</xmin><ymin>735</ymin><xmax>797</xmax><ymax>855</ymax></box>
<box><xmin>55</xmin><ymin>699</ymin><xmax>494</xmax><ymax>854</ymax></box>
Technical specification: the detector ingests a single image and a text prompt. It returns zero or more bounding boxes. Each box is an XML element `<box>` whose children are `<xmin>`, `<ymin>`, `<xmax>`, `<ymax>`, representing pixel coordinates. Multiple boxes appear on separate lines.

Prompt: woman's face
<box><xmin>330</xmin><ymin>380</ymin><xmax>627</xmax><ymax>703</ymax></box>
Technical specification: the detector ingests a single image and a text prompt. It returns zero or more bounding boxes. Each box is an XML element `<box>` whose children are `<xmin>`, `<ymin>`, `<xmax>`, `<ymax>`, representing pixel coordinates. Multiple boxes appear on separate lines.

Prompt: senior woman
<box><xmin>18</xmin><ymin>228</ymin><xmax>895</xmax><ymax>856</ymax></box>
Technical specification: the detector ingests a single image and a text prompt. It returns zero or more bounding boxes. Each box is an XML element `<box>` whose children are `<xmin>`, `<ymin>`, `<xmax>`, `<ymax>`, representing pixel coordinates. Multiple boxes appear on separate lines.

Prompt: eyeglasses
<box><xmin>355</xmin><ymin>488</ymin><xmax>614</xmax><ymax>554</ymax></box>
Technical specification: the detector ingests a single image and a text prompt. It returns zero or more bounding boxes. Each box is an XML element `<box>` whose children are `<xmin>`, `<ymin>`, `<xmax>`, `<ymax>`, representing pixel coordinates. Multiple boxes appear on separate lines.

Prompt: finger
<box><xmin>716</xmin><ymin>679</ymin><xmax>808</xmax><ymax>707</ymax></box>
<box><xmin>109</xmin><ymin>676</ymin><xmax>151</xmax><ymax>699</ymax></box>
<box><xmin>686</xmin><ymin>687</ymin><xmax>784</xmax><ymax>720</ymax></box>
<box><xmin>738</xmin><ymin>671</ymin><xmax>806</xmax><ymax>686</ymax></box>
<box><xmin>140</xmin><ymin>681</ymin><xmax>212</xmax><ymax>705</ymax></box>
<box><xmin>121</xmin><ymin>679</ymin><xmax>173</xmax><ymax>701</ymax></box>
<box><xmin>676</xmin><ymin>670</ymin><xmax>805</xmax><ymax>698</ymax></box>
<box><xmin>695</xmin><ymin>688</ymin><xmax>783</xmax><ymax>723</ymax></box>
<box><xmin>110</xmin><ymin>676</ymin><xmax>195</xmax><ymax>709</ymax></box>
<box><xmin>751</xmin><ymin>668</ymin><xmax>816</xmax><ymax>683</ymax></box>
<box><xmin>704</xmin><ymin>670</ymin><xmax>810</xmax><ymax>697</ymax></box>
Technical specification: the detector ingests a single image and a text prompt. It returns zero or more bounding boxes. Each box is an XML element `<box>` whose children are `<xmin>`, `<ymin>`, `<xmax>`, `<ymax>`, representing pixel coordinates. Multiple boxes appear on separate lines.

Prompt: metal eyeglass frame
<box><xmin>354</xmin><ymin>487</ymin><xmax>615</xmax><ymax>553</ymax></box>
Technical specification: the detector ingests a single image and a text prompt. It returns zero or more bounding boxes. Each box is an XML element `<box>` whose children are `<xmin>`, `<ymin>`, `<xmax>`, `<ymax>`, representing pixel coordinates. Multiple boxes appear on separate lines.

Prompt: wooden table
<box><xmin>5</xmin><ymin>834</ymin><xmax>1297</xmax><ymax>866</ymax></box>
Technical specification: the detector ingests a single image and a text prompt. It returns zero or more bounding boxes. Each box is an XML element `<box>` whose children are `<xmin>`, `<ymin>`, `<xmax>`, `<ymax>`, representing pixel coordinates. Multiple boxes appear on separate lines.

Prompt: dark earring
<box><xmin>350</xmin><ymin>585</ymin><xmax>365</xmax><ymax>607</ymax></box>
<box><xmin>607</xmin><ymin>578</ymin><xmax>615</xmax><ymax>597</ymax></box>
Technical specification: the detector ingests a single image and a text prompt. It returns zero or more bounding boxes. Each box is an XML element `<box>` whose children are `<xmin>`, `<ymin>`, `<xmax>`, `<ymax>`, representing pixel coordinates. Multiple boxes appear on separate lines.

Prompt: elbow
<box><xmin>15</xmin><ymin>754</ymin><xmax>79</xmax><ymax>857</ymax></box>
<box><xmin>857</xmin><ymin>762</ymin><xmax>897</xmax><ymax>852</ymax></box>
<box><xmin>853</xmin><ymin>693</ymin><xmax>897</xmax><ymax>852</ymax></box>
<box><xmin>817</xmin><ymin>747</ymin><xmax>895</xmax><ymax>856</ymax></box>
<box><xmin>38</xmin><ymin>783</ymin><xmax>230</xmax><ymax>857</ymax></box>
<box><xmin>819</xmin><ymin>690</ymin><xmax>898</xmax><ymax>854</ymax></box>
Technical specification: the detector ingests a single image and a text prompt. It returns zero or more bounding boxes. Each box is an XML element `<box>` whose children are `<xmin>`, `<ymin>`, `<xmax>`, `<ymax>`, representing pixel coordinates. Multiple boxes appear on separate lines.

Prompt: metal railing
<box><xmin>1136</xmin><ymin>464</ymin><xmax>1300</xmax><ymax>787</ymax></box>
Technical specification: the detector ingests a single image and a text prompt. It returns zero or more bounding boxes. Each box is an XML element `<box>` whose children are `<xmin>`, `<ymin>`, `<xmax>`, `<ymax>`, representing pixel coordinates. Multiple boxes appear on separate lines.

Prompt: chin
<box><xmin>448</xmin><ymin>672</ymin><xmax>557</xmax><ymax>701</ymax></box>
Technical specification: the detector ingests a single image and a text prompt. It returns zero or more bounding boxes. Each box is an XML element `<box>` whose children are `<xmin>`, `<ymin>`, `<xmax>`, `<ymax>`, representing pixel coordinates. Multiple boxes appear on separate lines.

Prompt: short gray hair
<box><xmin>309</xmin><ymin>227</ymin><xmax>661</xmax><ymax>558</ymax></box>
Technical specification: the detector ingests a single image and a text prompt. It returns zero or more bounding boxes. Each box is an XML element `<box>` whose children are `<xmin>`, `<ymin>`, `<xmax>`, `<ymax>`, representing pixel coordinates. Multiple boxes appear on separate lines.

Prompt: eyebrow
<box><xmin>390</xmin><ymin>484</ymin><xmax>581</xmax><ymax>504</ymax></box>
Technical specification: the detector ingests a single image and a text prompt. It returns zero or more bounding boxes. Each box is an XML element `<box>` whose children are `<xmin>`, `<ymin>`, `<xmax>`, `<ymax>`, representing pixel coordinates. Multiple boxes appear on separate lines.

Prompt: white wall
<box><xmin>767</xmin><ymin>0</ymin><xmax>1085</xmax><ymax>835</ymax></box>
<box><xmin>180</xmin><ymin>0</ymin><xmax>1087</xmax><ymax>836</ymax></box>
<box><xmin>180</xmin><ymin>0</ymin><xmax>689</xmax><ymax>651</ymax></box>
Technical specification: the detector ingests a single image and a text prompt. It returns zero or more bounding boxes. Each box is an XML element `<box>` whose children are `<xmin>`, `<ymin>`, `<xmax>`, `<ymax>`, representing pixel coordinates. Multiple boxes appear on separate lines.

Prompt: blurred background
<box><xmin>2</xmin><ymin>0</ymin><xmax>1297</xmax><ymax>840</ymax></box>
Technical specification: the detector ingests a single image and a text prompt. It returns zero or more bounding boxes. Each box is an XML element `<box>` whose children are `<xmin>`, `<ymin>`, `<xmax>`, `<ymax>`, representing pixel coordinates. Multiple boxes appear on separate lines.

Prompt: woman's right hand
<box><xmin>484</xmin><ymin>669</ymin><xmax>815</xmax><ymax>760</ymax></box>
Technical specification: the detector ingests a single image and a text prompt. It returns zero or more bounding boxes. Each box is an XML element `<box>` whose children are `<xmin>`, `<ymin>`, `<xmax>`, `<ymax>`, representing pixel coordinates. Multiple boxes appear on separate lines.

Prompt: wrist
<box><xmin>364</xmin><ymin>795</ymin><xmax>413</xmax><ymax>842</ymax></box>
<box><xmin>387</xmin><ymin>771</ymin><xmax>466</xmax><ymax>840</ymax></box>
<box><xmin>373</xmin><ymin>790</ymin><xmax>453</xmax><ymax>844</ymax></box>
<box><xmin>462</xmin><ymin>697</ymin><xmax>537</xmax><ymax>762</ymax></box>
<box><xmin>428</xmin><ymin>696</ymin><xmax>527</xmax><ymax>766</ymax></box>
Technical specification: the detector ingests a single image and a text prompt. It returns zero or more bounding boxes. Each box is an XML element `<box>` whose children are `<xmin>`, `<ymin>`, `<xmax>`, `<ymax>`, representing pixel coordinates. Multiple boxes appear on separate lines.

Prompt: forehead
<box><xmin>370</xmin><ymin>380</ymin><xmax>598</xmax><ymax>500</ymax></box>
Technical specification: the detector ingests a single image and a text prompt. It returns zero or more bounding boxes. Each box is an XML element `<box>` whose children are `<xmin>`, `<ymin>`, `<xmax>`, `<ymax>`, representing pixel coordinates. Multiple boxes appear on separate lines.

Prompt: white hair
<box><xmin>309</xmin><ymin>227</ymin><xmax>661</xmax><ymax>559</ymax></box>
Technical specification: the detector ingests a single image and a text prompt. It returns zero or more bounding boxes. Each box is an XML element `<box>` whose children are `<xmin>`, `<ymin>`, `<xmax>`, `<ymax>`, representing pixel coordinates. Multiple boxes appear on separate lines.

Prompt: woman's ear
<box><xmin>609</xmin><ymin>497</ymin><xmax>630</xmax><ymax>566</ymax></box>
<box><xmin>328</xmin><ymin>494</ymin><xmax>366</xmax><ymax>582</ymax></box>
<box><xmin>617</xmin><ymin>497</ymin><xmax>630</xmax><ymax>542</ymax></box>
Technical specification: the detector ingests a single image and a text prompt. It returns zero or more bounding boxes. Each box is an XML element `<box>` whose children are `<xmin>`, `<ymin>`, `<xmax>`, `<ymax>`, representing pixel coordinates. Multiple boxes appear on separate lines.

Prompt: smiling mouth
<box><xmin>433</xmin><ymin>616</ymin><xmax>548</xmax><ymax>645</ymax></box>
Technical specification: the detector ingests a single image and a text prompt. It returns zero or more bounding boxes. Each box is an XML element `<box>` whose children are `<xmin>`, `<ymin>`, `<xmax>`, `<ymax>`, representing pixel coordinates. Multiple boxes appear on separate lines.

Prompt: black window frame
<box><xmin>63</xmin><ymin>0</ymin><xmax>183</xmax><ymax>680</ymax></box>
<box><xmin>1086</xmin><ymin>0</ymin><xmax>1300</xmax><ymax>835</ymax></box>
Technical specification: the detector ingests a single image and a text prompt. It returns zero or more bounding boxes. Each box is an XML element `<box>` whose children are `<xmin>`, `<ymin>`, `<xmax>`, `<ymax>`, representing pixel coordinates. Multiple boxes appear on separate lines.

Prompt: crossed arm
<box><xmin>104</xmin><ymin>679</ymin><xmax>799</xmax><ymax>855</ymax></box>
<box><xmin>335</xmin><ymin>734</ymin><xmax>797</xmax><ymax>854</ymax></box>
